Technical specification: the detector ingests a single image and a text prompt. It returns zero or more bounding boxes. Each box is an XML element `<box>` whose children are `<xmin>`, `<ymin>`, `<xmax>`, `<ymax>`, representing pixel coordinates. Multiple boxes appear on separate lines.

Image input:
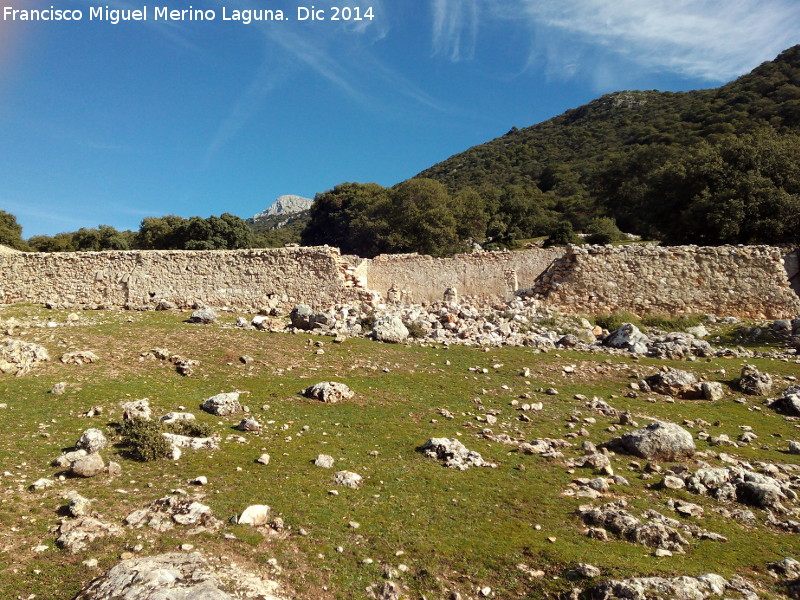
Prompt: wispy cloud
<box><xmin>431</xmin><ymin>0</ymin><xmax>800</xmax><ymax>82</ymax></box>
<box><xmin>432</xmin><ymin>0</ymin><xmax>479</xmax><ymax>61</ymax></box>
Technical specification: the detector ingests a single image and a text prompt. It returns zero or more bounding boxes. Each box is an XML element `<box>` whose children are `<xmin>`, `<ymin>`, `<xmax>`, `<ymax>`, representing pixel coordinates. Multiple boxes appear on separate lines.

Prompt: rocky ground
<box><xmin>0</xmin><ymin>300</ymin><xmax>798</xmax><ymax>600</ymax></box>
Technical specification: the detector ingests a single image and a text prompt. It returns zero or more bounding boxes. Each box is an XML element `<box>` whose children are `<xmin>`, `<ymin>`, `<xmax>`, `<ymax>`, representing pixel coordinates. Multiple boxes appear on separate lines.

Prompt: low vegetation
<box><xmin>0</xmin><ymin>306</ymin><xmax>798</xmax><ymax>599</ymax></box>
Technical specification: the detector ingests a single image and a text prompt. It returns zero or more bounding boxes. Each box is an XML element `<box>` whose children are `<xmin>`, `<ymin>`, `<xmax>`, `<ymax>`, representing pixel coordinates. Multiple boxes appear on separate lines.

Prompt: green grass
<box><xmin>0</xmin><ymin>306</ymin><xmax>798</xmax><ymax>599</ymax></box>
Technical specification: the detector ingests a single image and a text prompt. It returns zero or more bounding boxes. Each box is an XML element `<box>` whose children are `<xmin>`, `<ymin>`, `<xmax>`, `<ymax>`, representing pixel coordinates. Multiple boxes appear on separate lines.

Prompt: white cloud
<box><xmin>432</xmin><ymin>0</ymin><xmax>800</xmax><ymax>82</ymax></box>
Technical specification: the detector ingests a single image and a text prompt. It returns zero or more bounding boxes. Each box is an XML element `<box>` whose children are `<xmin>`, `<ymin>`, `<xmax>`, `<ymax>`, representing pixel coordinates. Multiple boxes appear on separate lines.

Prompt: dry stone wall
<box><xmin>530</xmin><ymin>244</ymin><xmax>800</xmax><ymax>319</ymax></box>
<box><xmin>0</xmin><ymin>244</ymin><xmax>797</xmax><ymax>317</ymax></box>
<box><xmin>363</xmin><ymin>248</ymin><xmax>563</xmax><ymax>304</ymax></box>
<box><xmin>0</xmin><ymin>247</ymin><xmax>366</xmax><ymax>310</ymax></box>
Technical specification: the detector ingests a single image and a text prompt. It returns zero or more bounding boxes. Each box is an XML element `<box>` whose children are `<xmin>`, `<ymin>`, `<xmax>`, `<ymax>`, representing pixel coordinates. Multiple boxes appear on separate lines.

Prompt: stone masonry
<box><xmin>0</xmin><ymin>244</ymin><xmax>797</xmax><ymax>317</ymax></box>
<box><xmin>529</xmin><ymin>244</ymin><xmax>800</xmax><ymax>319</ymax></box>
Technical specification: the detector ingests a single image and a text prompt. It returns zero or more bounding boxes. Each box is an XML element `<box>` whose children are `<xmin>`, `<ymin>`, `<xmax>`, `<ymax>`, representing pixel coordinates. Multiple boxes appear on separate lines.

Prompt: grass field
<box><xmin>0</xmin><ymin>306</ymin><xmax>798</xmax><ymax>599</ymax></box>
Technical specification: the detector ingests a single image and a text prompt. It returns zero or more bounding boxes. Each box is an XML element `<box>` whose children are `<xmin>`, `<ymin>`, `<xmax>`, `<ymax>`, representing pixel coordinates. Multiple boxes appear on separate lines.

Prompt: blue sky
<box><xmin>2</xmin><ymin>0</ymin><xmax>799</xmax><ymax>237</ymax></box>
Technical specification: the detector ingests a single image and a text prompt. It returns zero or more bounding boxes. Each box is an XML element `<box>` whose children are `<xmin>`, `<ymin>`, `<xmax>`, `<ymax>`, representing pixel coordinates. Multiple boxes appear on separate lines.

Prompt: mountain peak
<box><xmin>252</xmin><ymin>195</ymin><xmax>313</xmax><ymax>221</ymax></box>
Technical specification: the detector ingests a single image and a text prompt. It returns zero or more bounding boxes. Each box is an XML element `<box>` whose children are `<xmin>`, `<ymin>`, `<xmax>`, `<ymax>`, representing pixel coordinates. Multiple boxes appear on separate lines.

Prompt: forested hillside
<box><xmin>411</xmin><ymin>45</ymin><xmax>800</xmax><ymax>245</ymax></box>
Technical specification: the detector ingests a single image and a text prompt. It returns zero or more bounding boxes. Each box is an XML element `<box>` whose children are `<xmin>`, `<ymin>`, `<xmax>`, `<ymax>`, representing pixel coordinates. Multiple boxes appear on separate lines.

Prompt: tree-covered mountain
<box><xmin>411</xmin><ymin>45</ymin><xmax>800</xmax><ymax>245</ymax></box>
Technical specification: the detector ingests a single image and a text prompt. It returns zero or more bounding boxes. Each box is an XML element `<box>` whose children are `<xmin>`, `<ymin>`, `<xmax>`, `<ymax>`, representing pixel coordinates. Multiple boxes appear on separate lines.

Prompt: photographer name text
<box><xmin>3</xmin><ymin>5</ymin><xmax>375</xmax><ymax>24</ymax></box>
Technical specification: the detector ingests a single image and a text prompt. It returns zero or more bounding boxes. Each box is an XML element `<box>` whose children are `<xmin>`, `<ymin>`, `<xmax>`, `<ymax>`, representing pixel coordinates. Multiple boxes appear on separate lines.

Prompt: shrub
<box><xmin>404</xmin><ymin>321</ymin><xmax>427</xmax><ymax>339</ymax></box>
<box><xmin>641</xmin><ymin>313</ymin><xmax>705</xmax><ymax>331</ymax></box>
<box><xmin>118</xmin><ymin>419</ymin><xmax>172</xmax><ymax>462</ymax></box>
<box><xmin>584</xmin><ymin>217</ymin><xmax>627</xmax><ymax>245</ymax></box>
<box><xmin>593</xmin><ymin>311</ymin><xmax>642</xmax><ymax>332</ymax></box>
<box><xmin>166</xmin><ymin>420</ymin><xmax>213</xmax><ymax>438</ymax></box>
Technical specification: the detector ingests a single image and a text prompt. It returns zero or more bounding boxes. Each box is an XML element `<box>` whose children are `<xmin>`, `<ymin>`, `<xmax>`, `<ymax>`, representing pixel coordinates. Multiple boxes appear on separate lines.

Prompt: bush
<box><xmin>543</xmin><ymin>221</ymin><xmax>578</xmax><ymax>247</ymax></box>
<box><xmin>640</xmin><ymin>313</ymin><xmax>705</xmax><ymax>331</ymax></box>
<box><xmin>404</xmin><ymin>321</ymin><xmax>427</xmax><ymax>339</ymax></box>
<box><xmin>584</xmin><ymin>217</ymin><xmax>627</xmax><ymax>245</ymax></box>
<box><xmin>118</xmin><ymin>419</ymin><xmax>172</xmax><ymax>462</ymax></box>
<box><xmin>593</xmin><ymin>312</ymin><xmax>642</xmax><ymax>332</ymax></box>
<box><xmin>166</xmin><ymin>420</ymin><xmax>213</xmax><ymax>438</ymax></box>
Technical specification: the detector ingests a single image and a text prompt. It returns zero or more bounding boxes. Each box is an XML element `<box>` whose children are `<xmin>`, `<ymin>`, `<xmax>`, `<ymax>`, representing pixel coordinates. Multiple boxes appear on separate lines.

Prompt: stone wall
<box><xmin>0</xmin><ymin>244</ymin><xmax>797</xmax><ymax>317</ymax></box>
<box><xmin>530</xmin><ymin>244</ymin><xmax>800</xmax><ymax>319</ymax></box>
<box><xmin>363</xmin><ymin>248</ymin><xmax>563</xmax><ymax>304</ymax></box>
<box><xmin>0</xmin><ymin>246</ymin><xmax>366</xmax><ymax>310</ymax></box>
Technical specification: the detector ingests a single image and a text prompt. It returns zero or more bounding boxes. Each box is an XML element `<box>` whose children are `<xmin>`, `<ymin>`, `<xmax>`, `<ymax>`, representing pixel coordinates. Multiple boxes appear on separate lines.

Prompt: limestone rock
<box><xmin>187</xmin><ymin>308</ymin><xmax>217</xmax><ymax>324</ymax></box>
<box><xmin>50</xmin><ymin>382</ymin><xmax>67</xmax><ymax>395</ymax></box>
<box><xmin>125</xmin><ymin>495</ymin><xmax>222</xmax><ymax>534</ymax></box>
<box><xmin>645</xmin><ymin>368</ymin><xmax>702</xmax><ymax>398</ymax></box>
<box><xmin>303</xmin><ymin>382</ymin><xmax>354</xmax><ymax>404</ymax></box>
<box><xmin>159</xmin><ymin>412</ymin><xmax>196</xmax><ymax>425</ymax></box>
<box><xmin>314</xmin><ymin>454</ymin><xmax>335</xmax><ymax>469</ymax></box>
<box><xmin>422</xmin><ymin>438</ymin><xmax>493</xmax><ymax>470</ymax></box>
<box><xmin>76</xmin><ymin>428</ymin><xmax>107</xmax><ymax>454</ymax></box>
<box><xmin>702</xmin><ymin>382</ymin><xmax>726</xmax><ymax>401</ymax></box>
<box><xmin>332</xmin><ymin>470</ymin><xmax>363</xmax><ymax>489</ymax></box>
<box><xmin>236</xmin><ymin>417</ymin><xmax>261</xmax><ymax>432</ymax></box>
<box><xmin>122</xmin><ymin>398</ymin><xmax>152</xmax><ymax>421</ymax></box>
<box><xmin>589</xmin><ymin>573</ymin><xmax>757</xmax><ymax>600</ymax></box>
<box><xmin>73</xmin><ymin>552</ymin><xmax>286</xmax><ymax>600</ymax></box>
<box><xmin>237</xmin><ymin>504</ymin><xmax>271</xmax><ymax>526</ymax></box>
<box><xmin>162</xmin><ymin>432</ymin><xmax>220</xmax><ymax>451</ymax></box>
<box><xmin>0</xmin><ymin>339</ymin><xmax>50</xmax><ymax>375</ymax></box>
<box><xmin>738</xmin><ymin>364</ymin><xmax>773</xmax><ymax>396</ymax></box>
<box><xmin>71</xmin><ymin>453</ymin><xmax>105</xmax><ymax>478</ymax></box>
<box><xmin>618</xmin><ymin>422</ymin><xmax>695</xmax><ymax>461</ymax></box>
<box><xmin>289</xmin><ymin>304</ymin><xmax>315</xmax><ymax>330</ymax></box>
<box><xmin>372</xmin><ymin>315</ymin><xmax>409</xmax><ymax>344</ymax></box>
<box><xmin>57</xmin><ymin>516</ymin><xmax>123</xmax><ymax>554</ymax></box>
<box><xmin>604</xmin><ymin>323</ymin><xmax>650</xmax><ymax>354</ymax></box>
<box><xmin>61</xmin><ymin>350</ymin><xmax>99</xmax><ymax>365</ymax></box>
<box><xmin>201</xmin><ymin>392</ymin><xmax>242</xmax><ymax>416</ymax></box>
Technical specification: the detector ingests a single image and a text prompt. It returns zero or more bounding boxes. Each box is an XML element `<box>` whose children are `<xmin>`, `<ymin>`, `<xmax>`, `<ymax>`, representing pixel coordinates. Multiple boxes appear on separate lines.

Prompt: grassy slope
<box><xmin>0</xmin><ymin>307</ymin><xmax>798</xmax><ymax>599</ymax></box>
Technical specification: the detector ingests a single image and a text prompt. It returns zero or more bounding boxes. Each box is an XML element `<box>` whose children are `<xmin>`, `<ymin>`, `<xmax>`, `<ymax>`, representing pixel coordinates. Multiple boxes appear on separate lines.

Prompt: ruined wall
<box><xmin>531</xmin><ymin>245</ymin><xmax>800</xmax><ymax>319</ymax></box>
<box><xmin>0</xmin><ymin>244</ymin><xmax>797</xmax><ymax>317</ymax></box>
<box><xmin>363</xmin><ymin>248</ymin><xmax>563</xmax><ymax>304</ymax></box>
<box><xmin>0</xmin><ymin>247</ymin><xmax>366</xmax><ymax>310</ymax></box>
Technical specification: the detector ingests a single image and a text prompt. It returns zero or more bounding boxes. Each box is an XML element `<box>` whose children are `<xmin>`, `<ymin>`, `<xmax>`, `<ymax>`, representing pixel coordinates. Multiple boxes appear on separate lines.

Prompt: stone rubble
<box><xmin>73</xmin><ymin>552</ymin><xmax>287</xmax><ymax>600</ymax></box>
<box><xmin>0</xmin><ymin>339</ymin><xmax>50</xmax><ymax>375</ymax></box>
<box><xmin>422</xmin><ymin>438</ymin><xmax>495</xmax><ymax>470</ymax></box>
<box><xmin>303</xmin><ymin>381</ymin><xmax>354</xmax><ymax>403</ymax></box>
<box><xmin>200</xmin><ymin>392</ymin><xmax>242</xmax><ymax>416</ymax></box>
<box><xmin>125</xmin><ymin>494</ymin><xmax>223</xmax><ymax>534</ymax></box>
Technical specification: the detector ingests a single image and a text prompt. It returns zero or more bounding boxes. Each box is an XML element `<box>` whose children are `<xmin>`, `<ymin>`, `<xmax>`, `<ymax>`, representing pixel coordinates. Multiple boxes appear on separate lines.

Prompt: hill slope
<box><xmin>414</xmin><ymin>46</ymin><xmax>800</xmax><ymax>244</ymax></box>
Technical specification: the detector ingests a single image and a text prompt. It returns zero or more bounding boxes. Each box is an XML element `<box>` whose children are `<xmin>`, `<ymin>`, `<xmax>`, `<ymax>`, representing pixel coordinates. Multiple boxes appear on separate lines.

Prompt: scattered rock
<box><xmin>73</xmin><ymin>552</ymin><xmax>287</xmax><ymax>600</ymax></box>
<box><xmin>738</xmin><ymin>364</ymin><xmax>773</xmax><ymax>396</ymax></box>
<box><xmin>50</xmin><ymin>382</ymin><xmax>67</xmax><ymax>395</ymax></box>
<box><xmin>237</xmin><ymin>505</ymin><xmax>271</xmax><ymax>526</ymax></box>
<box><xmin>314</xmin><ymin>454</ymin><xmax>335</xmax><ymax>469</ymax></box>
<box><xmin>159</xmin><ymin>412</ymin><xmax>196</xmax><ymax>425</ymax></box>
<box><xmin>57</xmin><ymin>516</ymin><xmax>123</xmax><ymax>554</ymax></box>
<box><xmin>645</xmin><ymin>368</ymin><xmax>702</xmax><ymax>398</ymax></box>
<box><xmin>187</xmin><ymin>308</ymin><xmax>217</xmax><ymax>324</ymax></box>
<box><xmin>0</xmin><ymin>339</ymin><xmax>50</xmax><ymax>375</ymax></box>
<box><xmin>702</xmin><ymin>382</ymin><xmax>726</xmax><ymax>401</ymax></box>
<box><xmin>303</xmin><ymin>382</ymin><xmax>354</xmax><ymax>404</ymax></box>
<box><xmin>75</xmin><ymin>428</ymin><xmax>107</xmax><ymax>454</ymax></box>
<box><xmin>422</xmin><ymin>438</ymin><xmax>494</xmax><ymax>470</ymax></box>
<box><xmin>257</xmin><ymin>453</ymin><xmax>271</xmax><ymax>465</ymax></box>
<box><xmin>71</xmin><ymin>453</ymin><xmax>106</xmax><ymax>478</ymax></box>
<box><xmin>372</xmin><ymin>315</ymin><xmax>409</xmax><ymax>343</ymax></box>
<box><xmin>60</xmin><ymin>350</ymin><xmax>99</xmax><ymax>365</ymax></box>
<box><xmin>125</xmin><ymin>495</ymin><xmax>222</xmax><ymax>534</ymax></box>
<box><xmin>201</xmin><ymin>392</ymin><xmax>242</xmax><ymax>416</ymax></box>
<box><xmin>332</xmin><ymin>471</ymin><xmax>362</xmax><ymax>489</ymax></box>
<box><xmin>604</xmin><ymin>323</ymin><xmax>650</xmax><ymax>354</ymax></box>
<box><xmin>588</xmin><ymin>573</ymin><xmax>757</xmax><ymax>600</ymax></box>
<box><xmin>121</xmin><ymin>399</ymin><xmax>152</xmax><ymax>422</ymax></box>
<box><xmin>614</xmin><ymin>421</ymin><xmax>696</xmax><ymax>461</ymax></box>
<box><xmin>236</xmin><ymin>417</ymin><xmax>262</xmax><ymax>432</ymax></box>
